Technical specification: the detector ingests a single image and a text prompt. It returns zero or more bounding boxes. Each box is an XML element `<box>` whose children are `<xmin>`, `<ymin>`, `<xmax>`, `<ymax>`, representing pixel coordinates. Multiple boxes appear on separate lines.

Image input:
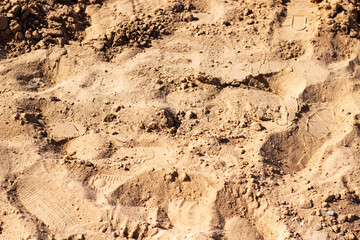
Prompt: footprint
<box><xmin>88</xmin><ymin>174</ymin><xmax>128</xmax><ymax>194</ymax></box>
<box><xmin>167</xmin><ymin>199</ymin><xmax>215</xmax><ymax>233</ymax></box>
<box><xmin>292</xmin><ymin>16</ymin><xmax>307</xmax><ymax>31</ymax></box>
<box><xmin>16</xmin><ymin>163</ymin><xmax>103</xmax><ymax>237</ymax></box>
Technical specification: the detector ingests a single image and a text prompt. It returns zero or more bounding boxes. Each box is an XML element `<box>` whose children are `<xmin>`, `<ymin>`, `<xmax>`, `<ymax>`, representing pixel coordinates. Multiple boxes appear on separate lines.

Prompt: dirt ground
<box><xmin>0</xmin><ymin>0</ymin><xmax>360</xmax><ymax>239</ymax></box>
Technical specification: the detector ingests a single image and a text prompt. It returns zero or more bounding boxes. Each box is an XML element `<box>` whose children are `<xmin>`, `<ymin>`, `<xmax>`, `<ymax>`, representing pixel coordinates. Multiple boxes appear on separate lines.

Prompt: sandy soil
<box><xmin>1</xmin><ymin>0</ymin><xmax>360</xmax><ymax>239</ymax></box>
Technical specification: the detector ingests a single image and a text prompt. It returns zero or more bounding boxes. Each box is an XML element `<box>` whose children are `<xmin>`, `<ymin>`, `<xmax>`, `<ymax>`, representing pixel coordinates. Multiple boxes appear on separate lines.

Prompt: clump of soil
<box><xmin>0</xmin><ymin>0</ymin><xmax>92</xmax><ymax>58</ymax></box>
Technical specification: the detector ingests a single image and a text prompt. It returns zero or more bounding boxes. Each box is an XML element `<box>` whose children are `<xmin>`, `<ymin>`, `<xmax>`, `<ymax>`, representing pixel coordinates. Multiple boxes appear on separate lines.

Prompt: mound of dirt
<box><xmin>0</xmin><ymin>0</ymin><xmax>91</xmax><ymax>58</ymax></box>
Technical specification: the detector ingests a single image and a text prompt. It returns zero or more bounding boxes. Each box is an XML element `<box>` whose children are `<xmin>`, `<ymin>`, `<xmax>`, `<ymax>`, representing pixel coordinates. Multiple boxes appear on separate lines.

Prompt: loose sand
<box><xmin>0</xmin><ymin>0</ymin><xmax>360</xmax><ymax>239</ymax></box>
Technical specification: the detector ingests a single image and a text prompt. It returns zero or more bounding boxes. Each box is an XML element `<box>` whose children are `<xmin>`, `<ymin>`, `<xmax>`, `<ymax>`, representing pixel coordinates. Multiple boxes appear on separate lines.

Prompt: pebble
<box><xmin>239</xmin><ymin>121</ymin><xmax>247</xmax><ymax>128</ymax></box>
<box><xmin>326</xmin><ymin>210</ymin><xmax>335</xmax><ymax>216</ymax></box>
<box><xmin>338</xmin><ymin>214</ymin><xmax>347</xmax><ymax>223</ymax></box>
<box><xmin>185</xmin><ymin>111</ymin><xmax>196</xmax><ymax>119</ymax></box>
<box><xmin>9</xmin><ymin>19</ymin><xmax>21</xmax><ymax>33</ymax></box>
<box><xmin>347</xmin><ymin>214</ymin><xmax>356</xmax><ymax>222</ymax></box>
<box><xmin>313</xmin><ymin>224</ymin><xmax>323</xmax><ymax>231</ymax></box>
<box><xmin>0</xmin><ymin>15</ymin><xmax>9</xmax><ymax>31</ymax></box>
<box><xmin>183</xmin><ymin>12</ymin><xmax>194</xmax><ymax>22</ymax></box>
<box><xmin>300</xmin><ymin>198</ymin><xmax>313</xmax><ymax>209</ymax></box>
<box><xmin>179</xmin><ymin>172</ymin><xmax>190</xmax><ymax>182</ymax></box>
<box><xmin>323</xmin><ymin>194</ymin><xmax>335</xmax><ymax>203</ymax></box>
<box><xmin>250</xmin><ymin>122</ymin><xmax>263</xmax><ymax>131</ymax></box>
<box><xmin>24</xmin><ymin>30</ymin><xmax>32</xmax><ymax>39</ymax></box>
<box><xmin>32</xmin><ymin>30</ymin><xmax>41</xmax><ymax>39</ymax></box>
<box><xmin>93</xmin><ymin>41</ymin><xmax>105</xmax><ymax>51</ymax></box>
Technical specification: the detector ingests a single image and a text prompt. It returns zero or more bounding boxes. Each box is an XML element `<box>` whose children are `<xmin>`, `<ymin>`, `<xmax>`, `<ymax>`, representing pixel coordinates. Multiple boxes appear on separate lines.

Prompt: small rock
<box><xmin>47</xmin><ymin>29</ymin><xmax>63</xmax><ymax>37</ymax></box>
<box><xmin>246</xmin><ymin>19</ymin><xmax>255</xmax><ymax>25</ymax></box>
<box><xmin>179</xmin><ymin>172</ymin><xmax>190</xmax><ymax>182</ymax></box>
<box><xmin>15</xmin><ymin>31</ymin><xmax>24</xmax><ymax>40</ymax></box>
<box><xmin>322</xmin><ymin>202</ymin><xmax>330</xmax><ymax>208</ymax></box>
<box><xmin>338</xmin><ymin>214</ymin><xmax>347</xmax><ymax>223</ymax></box>
<box><xmin>21</xmin><ymin>8</ymin><xmax>31</xmax><ymax>20</ymax></box>
<box><xmin>313</xmin><ymin>224</ymin><xmax>323</xmax><ymax>231</ymax></box>
<box><xmin>0</xmin><ymin>15</ymin><xmax>9</xmax><ymax>31</ymax></box>
<box><xmin>347</xmin><ymin>214</ymin><xmax>356</xmax><ymax>222</ymax></box>
<box><xmin>239</xmin><ymin>121</ymin><xmax>247</xmax><ymax>128</ymax></box>
<box><xmin>11</xmin><ymin>5</ymin><xmax>21</xmax><ymax>16</ymax></box>
<box><xmin>327</xmin><ymin>210</ymin><xmax>335</xmax><ymax>216</ymax></box>
<box><xmin>172</xmin><ymin>2</ymin><xmax>184</xmax><ymax>12</ymax></box>
<box><xmin>75</xmin><ymin>233</ymin><xmax>85</xmax><ymax>240</ymax></box>
<box><xmin>24</xmin><ymin>30</ymin><xmax>32</xmax><ymax>39</ymax></box>
<box><xmin>32</xmin><ymin>30</ymin><xmax>41</xmax><ymax>39</ymax></box>
<box><xmin>300</xmin><ymin>199</ymin><xmax>313</xmax><ymax>209</ymax></box>
<box><xmin>104</xmin><ymin>114</ymin><xmax>116</xmax><ymax>122</ymax></box>
<box><xmin>183</xmin><ymin>12</ymin><xmax>194</xmax><ymax>22</ymax></box>
<box><xmin>250</xmin><ymin>122</ymin><xmax>263</xmax><ymax>131</ymax></box>
<box><xmin>9</xmin><ymin>20</ymin><xmax>21</xmax><ymax>33</ymax></box>
<box><xmin>185</xmin><ymin>111</ymin><xmax>196</xmax><ymax>119</ymax></box>
<box><xmin>93</xmin><ymin>41</ymin><xmax>105</xmax><ymax>51</ymax></box>
<box><xmin>323</xmin><ymin>194</ymin><xmax>335</xmax><ymax>203</ymax></box>
<box><xmin>345</xmin><ymin>233</ymin><xmax>356</xmax><ymax>240</ymax></box>
<box><xmin>164</xmin><ymin>170</ymin><xmax>177</xmax><ymax>182</ymax></box>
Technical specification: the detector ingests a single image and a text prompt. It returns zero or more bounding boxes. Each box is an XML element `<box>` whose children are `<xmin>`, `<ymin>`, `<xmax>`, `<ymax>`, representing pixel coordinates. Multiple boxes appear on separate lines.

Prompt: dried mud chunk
<box><xmin>104</xmin><ymin>113</ymin><xmax>116</xmax><ymax>122</ymax></box>
<box><xmin>347</xmin><ymin>214</ymin><xmax>356</xmax><ymax>222</ymax></box>
<box><xmin>250</xmin><ymin>122</ymin><xmax>263</xmax><ymax>131</ymax></box>
<box><xmin>0</xmin><ymin>15</ymin><xmax>9</xmax><ymax>31</ymax></box>
<box><xmin>49</xmin><ymin>123</ymin><xmax>81</xmax><ymax>142</ymax></box>
<box><xmin>338</xmin><ymin>214</ymin><xmax>348</xmax><ymax>223</ymax></box>
<box><xmin>157</xmin><ymin>109</ymin><xmax>175</xmax><ymax>128</ymax></box>
<box><xmin>179</xmin><ymin>172</ymin><xmax>190</xmax><ymax>182</ymax></box>
<box><xmin>182</xmin><ymin>12</ymin><xmax>194</xmax><ymax>22</ymax></box>
<box><xmin>323</xmin><ymin>194</ymin><xmax>335</xmax><ymax>203</ymax></box>
<box><xmin>313</xmin><ymin>224</ymin><xmax>323</xmax><ymax>231</ymax></box>
<box><xmin>164</xmin><ymin>170</ymin><xmax>178</xmax><ymax>182</ymax></box>
<box><xmin>10</xmin><ymin>5</ymin><xmax>21</xmax><ymax>16</ymax></box>
<box><xmin>172</xmin><ymin>2</ymin><xmax>184</xmax><ymax>13</ymax></box>
<box><xmin>93</xmin><ymin>41</ymin><xmax>105</xmax><ymax>50</ymax></box>
<box><xmin>300</xmin><ymin>198</ymin><xmax>313</xmax><ymax>209</ymax></box>
<box><xmin>9</xmin><ymin>19</ymin><xmax>21</xmax><ymax>33</ymax></box>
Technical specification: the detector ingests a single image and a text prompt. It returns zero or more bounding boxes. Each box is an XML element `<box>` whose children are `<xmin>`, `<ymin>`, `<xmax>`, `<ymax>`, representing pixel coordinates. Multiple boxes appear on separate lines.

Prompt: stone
<box><xmin>323</xmin><ymin>194</ymin><xmax>335</xmax><ymax>203</ymax></box>
<box><xmin>49</xmin><ymin>123</ymin><xmax>82</xmax><ymax>142</ymax></box>
<box><xmin>313</xmin><ymin>224</ymin><xmax>323</xmax><ymax>231</ymax></box>
<box><xmin>24</xmin><ymin>30</ymin><xmax>32</xmax><ymax>39</ymax></box>
<box><xmin>46</xmin><ymin>29</ymin><xmax>63</xmax><ymax>37</ymax></box>
<box><xmin>345</xmin><ymin>233</ymin><xmax>356</xmax><ymax>240</ymax></box>
<box><xmin>300</xmin><ymin>198</ymin><xmax>313</xmax><ymax>209</ymax></box>
<box><xmin>32</xmin><ymin>30</ymin><xmax>41</xmax><ymax>39</ymax></box>
<box><xmin>0</xmin><ymin>15</ymin><xmax>9</xmax><ymax>31</ymax></box>
<box><xmin>104</xmin><ymin>114</ymin><xmax>116</xmax><ymax>122</ymax></box>
<box><xmin>10</xmin><ymin>5</ymin><xmax>21</xmax><ymax>16</ymax></box>
<box><xmin>183</xmin><ymin>13</ymin><xmax>194</xmax><ymax>22</ymax></box>
<box><xmin>347</xmin><ymin>214</ymin><xmax>356</xmax><ymax>222</ymax></box>
<box><xmin>338</xmin><ymin>214</ymin><xmax>347</xmax><ymax>223</ymax></box>
<box><xmin>327</xmin><ymin>210</ymin><xmax>335</xmax><ymax>216</ymax></box>
<box><xmin>239</xmin><ymin>121</ymin><xmax>247</xmax><ymax>128</ymax></box>
<box><xmin>246</xmin><ymin>19</ymin><xmax>255</xmax><ymax>25</ymax></box>
<box><xmin>21</xmin><ymin>8</ymin><xmax>31</xmax><ymax>20</ymax></box>
<box><xmin>179</xmin><ymin>172</ymin><xmax>190</xmax><ymax>182</ymax></box>
<box><xmin>15</xmin><ymin>31</ymin><xmax>24</xmax><ymax>40</ymax></box>
<box><xmin>9</xmin><ymin>20</ymin><xmax>21</xmax><ymax>33</ymax></box>
<box><xmin>93</xmin><ymin>41</ymin><xmax>105</xmax><ymax>51</ymax></box>
<box><xmin>172</xmin><ymin>2</ymin><xmax>184</xmax><ymax>12</ymax></box>
<box><xmin>186</xmin><ymin>111</ymin><xmax>197</xmax><ymax>119</ymax></box>
<box><xmin>250</xmin><ymin>122</ymin><xmax>263</xmax><ymax>131</ymax></box>
<box><xmin>322</xmin><ymin>202</ymin><xmax>330</xmax><ymax>208</ymax></box>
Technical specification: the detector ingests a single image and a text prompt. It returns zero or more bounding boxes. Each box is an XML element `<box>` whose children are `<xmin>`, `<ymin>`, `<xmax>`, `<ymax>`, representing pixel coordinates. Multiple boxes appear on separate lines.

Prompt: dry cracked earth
<box><xmin>1</xmin><ymin>0</ymin><xmax>360</xmax><ymax>239</ymax></box>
